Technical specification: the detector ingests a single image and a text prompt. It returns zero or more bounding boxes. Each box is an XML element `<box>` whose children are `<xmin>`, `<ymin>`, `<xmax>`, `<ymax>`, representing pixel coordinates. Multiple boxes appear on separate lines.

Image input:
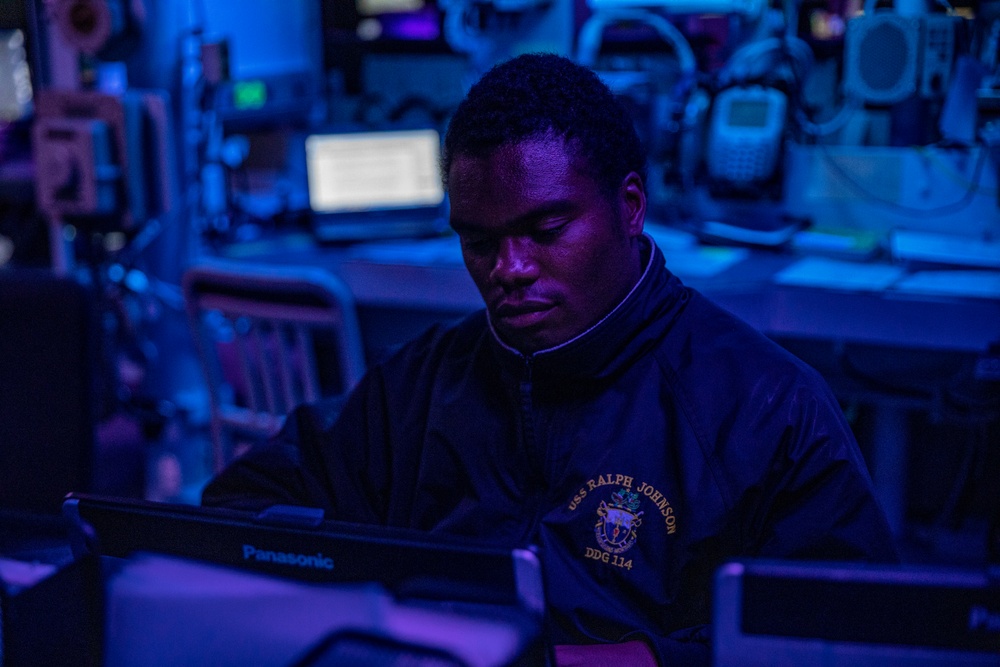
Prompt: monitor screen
<box><xmin>358</xmin><ymin>0</ymin><xmax>426</xmax><ymax>15</ymax></box>
<box><xmin>0</xmin><ymin>29</ymin><xmax>32</xmax><ymax>121</ymax></box>
<box><xmin>305</xmin><ymin>128</ymin><xmax>445</xmax><ymax>214</ymax></box>
<box><xmin>714</xmin><ymin>559</ymin><xmax>1000</xmax><ymax>666</ymax></box>
<box><xmin>727</xmin><ymin>99</ymin><xmax>771</xmax><ymax>128</ymax></box>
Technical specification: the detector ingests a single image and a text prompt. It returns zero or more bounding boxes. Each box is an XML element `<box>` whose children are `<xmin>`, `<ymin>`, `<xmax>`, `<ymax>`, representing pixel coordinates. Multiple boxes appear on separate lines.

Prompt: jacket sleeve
<box><xmin>744</xmin><ymin>381</ymin><xmax>899</xmax><ymax>564</ymax></box>
<box><xmin>637</xmin><ymin>377</ymin><xmax>897</xmax><ymax>666</ymax></box>
<box><xmin>200</xmin><ymin>395</ymin><xmax>349</xmax><ymax>513</ymax></box>
<box><xmin>201</xmin><ymin>321</ymin><xmax>454</xmax><ymax>521</ymax></box>
<box><xmin>201</xmin><ymin>353</ymin><xmax>402</xmax><ymax>527</ymax></box>
<box><xmin>633</xmin><ymin>396</ymin><xmax>897</xmax><ymax>667</ymax></box>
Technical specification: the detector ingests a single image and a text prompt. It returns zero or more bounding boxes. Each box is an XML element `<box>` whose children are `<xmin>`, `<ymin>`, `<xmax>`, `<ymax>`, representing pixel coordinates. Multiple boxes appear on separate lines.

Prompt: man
<box><xmin>203</xmin><ymin>53</ymin><xmax>897</xmax><ymax>665</ymax></box>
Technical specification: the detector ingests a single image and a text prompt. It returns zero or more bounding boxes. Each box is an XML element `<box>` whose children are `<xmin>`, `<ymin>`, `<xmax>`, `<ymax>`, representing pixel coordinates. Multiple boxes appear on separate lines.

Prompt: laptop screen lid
<box><xmin>305</xmin><ymin>127</ymin><xmax>448</xmax><ymax>242</ymax></box>
<box><xmin>63</xmin><ymin>492</ymin><xmax>544</xmax><ymax>615</ymax></box>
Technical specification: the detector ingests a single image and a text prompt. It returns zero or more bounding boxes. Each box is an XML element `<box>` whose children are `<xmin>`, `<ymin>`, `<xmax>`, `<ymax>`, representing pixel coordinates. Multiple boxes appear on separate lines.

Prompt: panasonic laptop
<box><xmin>304</xmin><ymin>127</ymin><xmax>448</xmax><ymax>243</ymax></box>
<box><xmin>64</xmin><ymin>493</ymin><xmax>546</xmax><ymax>666</ymax></box>
<box><xmin>63</xmin><ymin>493</ymin><xmax>542</xmax><ymax>609</ymax></box>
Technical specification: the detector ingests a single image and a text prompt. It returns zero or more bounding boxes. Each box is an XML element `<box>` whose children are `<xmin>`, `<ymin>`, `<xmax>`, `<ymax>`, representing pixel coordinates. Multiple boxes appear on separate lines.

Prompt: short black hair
<box><xmin>442</xmin><ymin>53</ymin><xmax>647</xmax><ymax>198</ymax></box>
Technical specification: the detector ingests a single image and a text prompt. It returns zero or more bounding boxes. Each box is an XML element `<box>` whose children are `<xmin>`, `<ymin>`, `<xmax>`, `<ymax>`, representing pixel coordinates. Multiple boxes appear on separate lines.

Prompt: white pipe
<box><xmin>576</xmin><ymin>7</ymin><xmax>697</xmax><ymax>80</ymax></box>
<box><xmin>587</xmin><ymin>0</ymin><xmax>766</xmax><ymax>19</ymax></box>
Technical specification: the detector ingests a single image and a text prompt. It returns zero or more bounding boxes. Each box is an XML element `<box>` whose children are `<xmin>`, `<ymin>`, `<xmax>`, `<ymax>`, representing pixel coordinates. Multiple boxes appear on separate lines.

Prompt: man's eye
<box><xmin>533</xmin><ymin>222</ymin><xmax>567</xmax><ymax>243</ymax></box>
<box><xmin>461</xmin><ymin>235</ymin><xmax>495</xmax><ymax>254</ymax></box>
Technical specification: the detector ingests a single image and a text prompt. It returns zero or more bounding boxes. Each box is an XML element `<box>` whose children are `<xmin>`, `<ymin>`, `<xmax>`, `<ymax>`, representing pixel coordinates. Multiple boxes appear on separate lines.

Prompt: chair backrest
<box><xmin>183</xmin><ymin>261</ymin><xmax>365</xmax><ymax>472</ymax></box>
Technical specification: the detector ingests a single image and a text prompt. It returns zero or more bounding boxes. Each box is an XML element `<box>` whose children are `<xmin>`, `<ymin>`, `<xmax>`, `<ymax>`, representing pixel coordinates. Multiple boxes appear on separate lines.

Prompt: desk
<box><xmin>220</xmin><ymin>225</ymin><xmax>1000</xmax><ymax>537</ymax></box>
<box><xmin>221</xmin><ymin>225</ymin><xmax>1000</xmax><ymax>357</ymax></box>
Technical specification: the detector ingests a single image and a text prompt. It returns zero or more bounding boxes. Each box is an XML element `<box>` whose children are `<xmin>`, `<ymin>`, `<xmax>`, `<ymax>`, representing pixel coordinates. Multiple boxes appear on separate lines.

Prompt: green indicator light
<box><xmin>233</xmin><ymin>80</ymin><xmax>267</xmax><ymax>110</ymax></box>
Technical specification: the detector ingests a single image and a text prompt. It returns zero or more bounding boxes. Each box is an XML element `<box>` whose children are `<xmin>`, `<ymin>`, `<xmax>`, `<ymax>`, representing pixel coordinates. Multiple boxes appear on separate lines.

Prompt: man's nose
<box><xmin>490</xmin><ymin>236</ymin><xmax>539</xmax><ymax>289</ymax></box>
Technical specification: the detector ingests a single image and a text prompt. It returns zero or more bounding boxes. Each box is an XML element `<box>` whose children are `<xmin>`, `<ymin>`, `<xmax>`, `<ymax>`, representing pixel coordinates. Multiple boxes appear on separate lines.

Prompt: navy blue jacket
<box><xmin>203</xmin><ymin>237</ymin><xmax>898</xmax><ymax>665</ymax></box>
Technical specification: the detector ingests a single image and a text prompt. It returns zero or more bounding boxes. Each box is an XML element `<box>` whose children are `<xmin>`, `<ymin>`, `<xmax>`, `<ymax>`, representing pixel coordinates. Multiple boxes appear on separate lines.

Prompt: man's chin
<box><xmin>494</xmin><ymin>324</ymin><xmax>563</xmax><ymax>355</ymax></box>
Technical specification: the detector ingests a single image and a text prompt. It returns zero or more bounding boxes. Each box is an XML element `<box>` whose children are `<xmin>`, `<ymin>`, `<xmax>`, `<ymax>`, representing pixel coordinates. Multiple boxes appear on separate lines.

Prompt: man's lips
<box><xmin>493</xmin><ymin>300</ymin><xmax>555</xmax><ymax>325</ymax></box>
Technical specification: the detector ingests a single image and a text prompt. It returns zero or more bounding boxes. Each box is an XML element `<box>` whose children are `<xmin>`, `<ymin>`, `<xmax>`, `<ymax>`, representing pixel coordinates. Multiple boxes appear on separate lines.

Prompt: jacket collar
<box><xmin>489</xmin><ymin>233</ymin><xmax>689</xmax><ymax>383</ymax></box>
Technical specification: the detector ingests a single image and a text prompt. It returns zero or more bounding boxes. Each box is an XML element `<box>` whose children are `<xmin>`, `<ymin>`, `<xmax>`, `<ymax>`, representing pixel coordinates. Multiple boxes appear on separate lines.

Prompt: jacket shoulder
<box><xmin>665</xmin><ymin>290</ymin><xmax>827</xmax><ymax>393</ymax></box>
<box><xmin>655</xmin><ymin>290</ymin><xmax>847</xmax><ymax>458</ymax></box>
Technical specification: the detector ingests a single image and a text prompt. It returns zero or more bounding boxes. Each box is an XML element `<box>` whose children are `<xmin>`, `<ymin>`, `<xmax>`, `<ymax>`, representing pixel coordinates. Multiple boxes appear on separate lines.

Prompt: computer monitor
<box><xmin>713</xmin><ymin>559</ymin><xmax>1000</xmax><ymax>666</ymax></box>
<box><xmin>304</xmin><ymin>127</ymin><xmax>448</xmax><ymax>242</ymax></box>
<box><xmin>0</xmin><ymin>28</ymin><xmax>32</xmax><ymax>122</ymax></box>
<box><xmin>0</xmin><ymin>0</ymin><xmax>41</xmax><ymax>123</ymax></box>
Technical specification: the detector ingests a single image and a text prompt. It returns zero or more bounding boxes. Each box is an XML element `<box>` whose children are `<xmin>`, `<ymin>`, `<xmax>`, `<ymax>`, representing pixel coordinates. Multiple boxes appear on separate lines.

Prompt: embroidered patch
<box><xmin>594</xmin><ymin>487</ymin><xmax>644</xmax><ymax>554</ymax></box>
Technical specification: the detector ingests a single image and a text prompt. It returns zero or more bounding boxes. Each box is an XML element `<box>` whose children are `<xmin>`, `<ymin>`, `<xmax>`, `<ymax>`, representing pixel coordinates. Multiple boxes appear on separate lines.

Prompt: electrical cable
<box><xmin>914</xmin><ymin>145</ymin><xmax>1000</xmax><ymax>197</ymax></box>
<box><xmin>440</xmin><ymin>0</ymin><xmax>483</xmax><ymax>55</ymax></box>
<box><xmin>816</xmin><ymin>140</ymin><xmax>991</xmax><ymax>217</ymax></box>
<box><xmin>932</xmin><ymin>0</ymin><xmax>956</xmax><ymax>14</ymax></box>
<box><xmin>794</xmin><ymin>94</ymin><xmax>864</xmax><ymax>137</ymax></box>
<box><xmin>717</xmin><ymin>35</ymin><xmax>814</xmax><ymax>87</ymax></box>
<box><xmin>718</xmin><ymin>31</ymin><xmax>861</xmax><ymax>138</ymax></box>
<box><xmin>773</xmin><ymin>27</ymin><xmax>865</xmax><ymax>140</ymax></box>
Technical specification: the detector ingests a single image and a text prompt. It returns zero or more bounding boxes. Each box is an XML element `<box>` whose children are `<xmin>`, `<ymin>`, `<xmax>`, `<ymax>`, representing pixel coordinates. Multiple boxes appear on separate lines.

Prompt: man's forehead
<box><xmin>448</xmin><ymin>137</ymin><xmax>585</xmax><ymax>184</ymax></box>
<box><xmin>447</xmin><ymin>144</ymin><xmax>613</xmax><ymax>235</ymax></box>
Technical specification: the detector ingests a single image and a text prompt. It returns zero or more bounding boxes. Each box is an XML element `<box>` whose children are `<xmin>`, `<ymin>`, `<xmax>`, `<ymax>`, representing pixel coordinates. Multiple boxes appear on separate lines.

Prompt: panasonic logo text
<box><xmin>242</xmin><ymin>544</ymin><xmax>334</xmax><ymax>570</ymax></box>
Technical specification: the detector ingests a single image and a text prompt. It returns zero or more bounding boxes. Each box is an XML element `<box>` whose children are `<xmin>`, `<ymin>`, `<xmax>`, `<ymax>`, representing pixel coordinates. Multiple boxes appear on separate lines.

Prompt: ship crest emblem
<box><xmin>595</xmin><ymin>487</ymin><xmax>643</xmax><ymax>554</ymax></box>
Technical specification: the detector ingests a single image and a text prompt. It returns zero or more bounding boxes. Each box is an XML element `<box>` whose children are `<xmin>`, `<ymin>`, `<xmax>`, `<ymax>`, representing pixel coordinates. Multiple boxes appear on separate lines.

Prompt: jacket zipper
<box><xmin>518</xmin><ymin>356</ymin><xmax>548</xmax><ymax>544</ymax></box>
<box><xmin>519</xmin><ymin>356</ymin><xmax>538</xmax><ymax>474</ymax></box>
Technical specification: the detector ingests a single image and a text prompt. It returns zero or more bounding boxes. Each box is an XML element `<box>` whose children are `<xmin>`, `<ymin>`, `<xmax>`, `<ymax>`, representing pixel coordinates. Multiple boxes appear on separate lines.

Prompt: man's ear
<box><xmin>619</xmin><ymin>171</ymin><xmax>646</xmax><ymax>238</ymax></box>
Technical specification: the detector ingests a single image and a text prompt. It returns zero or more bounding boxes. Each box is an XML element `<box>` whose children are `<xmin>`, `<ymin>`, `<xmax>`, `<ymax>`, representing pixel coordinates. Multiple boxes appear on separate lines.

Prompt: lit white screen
<box><xmin>305</xmin><ymin>129</ymin><xmax>444</xmax><ymax>213</ymax></box>
<box><xmin>0</xmin><ymin>30</ymin><xmax>32</xmax><ymax>122</ymax></box>
<box><xmin>358</xmin><ymin>0</ymin><xmax>425</xmax><ymax>15</ymax></box>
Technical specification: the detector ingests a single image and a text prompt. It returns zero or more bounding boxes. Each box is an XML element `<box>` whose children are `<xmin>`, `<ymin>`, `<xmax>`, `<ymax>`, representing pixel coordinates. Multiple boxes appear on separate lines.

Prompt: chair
<box><xmin>183</xmin><ymin>260</ymin><xmax>366</xmax><ymax>473</ymax></box>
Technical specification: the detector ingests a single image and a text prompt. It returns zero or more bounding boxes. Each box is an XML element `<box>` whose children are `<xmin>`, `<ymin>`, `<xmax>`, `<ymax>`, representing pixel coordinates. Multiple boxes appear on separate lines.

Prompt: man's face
<box><xmin>448</xmin><ymin>138</ymin><xmax>646</xmax><ymax>354</ymax></box>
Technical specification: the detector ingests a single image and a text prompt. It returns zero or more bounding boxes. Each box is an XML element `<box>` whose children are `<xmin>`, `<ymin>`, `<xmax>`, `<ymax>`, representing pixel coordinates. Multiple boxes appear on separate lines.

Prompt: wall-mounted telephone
<box><xmin>706</xmin><ymin>85</ymin><xmax>787</xmax><ymax>185</ymax></box>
